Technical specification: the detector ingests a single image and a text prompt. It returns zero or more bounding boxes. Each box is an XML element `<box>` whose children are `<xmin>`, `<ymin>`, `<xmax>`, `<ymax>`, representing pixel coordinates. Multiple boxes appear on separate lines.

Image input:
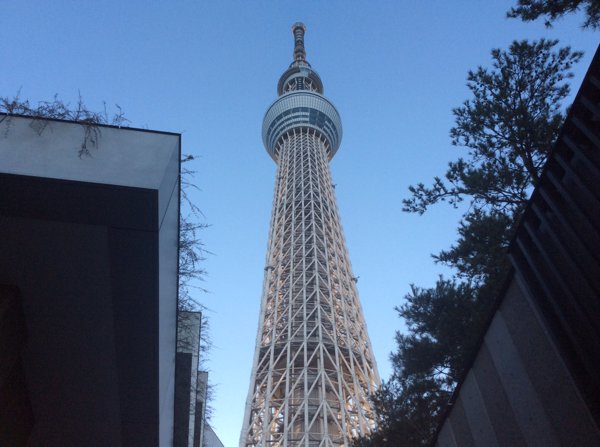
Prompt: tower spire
<box><xmin>277</xmin><ymin>22</ymin><xmax>323</xmax><ymax>95</ymax></box>
<box><xmin>292</xmin><ymin>22</ymin><xmax>307</xmax><ymax>65</ymax></box>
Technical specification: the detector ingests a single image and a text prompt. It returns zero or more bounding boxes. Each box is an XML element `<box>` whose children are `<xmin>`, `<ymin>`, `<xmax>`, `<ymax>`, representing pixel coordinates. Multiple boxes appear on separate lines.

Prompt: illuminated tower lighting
<box><xmin>241</xmin><ymin>23</ymin><xmax>380</xmax><ymax>447</ymax></box>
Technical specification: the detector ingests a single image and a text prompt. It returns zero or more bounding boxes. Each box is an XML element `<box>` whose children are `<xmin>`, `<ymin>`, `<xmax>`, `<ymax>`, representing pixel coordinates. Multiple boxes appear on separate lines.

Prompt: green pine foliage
<box><xmin>403</xmin><ymin>40</ymin><xmax>582</xmax><ymax>216</ymax></box>
<box><xmin>355</xmin><ymin>378</ymin><xmax>451</xmax><ymax>447</ymax></box>
<box><xmin>355</xmin><ymin>40</ymin><xmax>582</xmax><ymax>447</ymax></box>
<box><xmin>508</xmin><ymin>0</ymin><xmax>600</xmax><ymax>29</ymax></box>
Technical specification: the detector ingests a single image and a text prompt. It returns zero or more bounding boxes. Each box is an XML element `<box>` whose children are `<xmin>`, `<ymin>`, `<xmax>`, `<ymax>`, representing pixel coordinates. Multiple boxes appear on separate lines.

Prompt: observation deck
<box><xmin>262</xmin><ymin>91</ymin><xmax>342</xmax><ymax>161</ymax></box>
<box><xmin>262</xmin><ymin>22</ymin><xmax>343</xmax><ymax>162</ymax></box>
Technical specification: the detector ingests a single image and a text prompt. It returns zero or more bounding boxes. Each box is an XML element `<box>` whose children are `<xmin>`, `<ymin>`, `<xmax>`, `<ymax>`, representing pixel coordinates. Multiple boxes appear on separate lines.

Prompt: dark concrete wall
<box><xmin>0</xmin><ymin>217</ymin><xmax>123</xmax><ymax>446</ymax></box>
<box><xmin>435</xmin><ymin>277</ymin><xmax>600</xmax><ymax>447</ymax></box>
<box><xmin>0</xmin><ymin>286</ymin><xmax>33</xmax><ymax>446</ymax></box>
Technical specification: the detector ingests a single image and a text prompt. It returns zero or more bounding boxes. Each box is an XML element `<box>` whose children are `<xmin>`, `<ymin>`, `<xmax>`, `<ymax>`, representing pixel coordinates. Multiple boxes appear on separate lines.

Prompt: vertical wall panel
<box><xmin>459</xmin><ymin>373</ymin><xmax>498</xmax><ymax>447</ymax></box>
<box><xmin>471</xmin><ymin>345</ymin><xmax>526</xmax><ymax>447</ymax></box>
<box><xmin>447</xmin><ymin>398</ymin><xmax>475</xmax><ymax>447</ymax></box>
<box><xmin>485</xmin><ymin>312</ymin><xmax>559</xmax><ymax>446</ymax></box>
<box><xmin>436</xmin><ymin>421</ymin><xmax>458</xmax><ymax>447</ymax></box>
<box><xmin>502</xmin><ymin>280</ymin><xmax>600</xmax><ymax>446</ymax></box>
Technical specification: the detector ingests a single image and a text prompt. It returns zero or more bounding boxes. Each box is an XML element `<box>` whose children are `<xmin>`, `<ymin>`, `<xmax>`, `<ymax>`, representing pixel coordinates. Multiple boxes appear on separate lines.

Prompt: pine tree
<box><xmin>356</xmin><ymin>39</ymin><xmax>582</xmax><ymax>447</ymax></box>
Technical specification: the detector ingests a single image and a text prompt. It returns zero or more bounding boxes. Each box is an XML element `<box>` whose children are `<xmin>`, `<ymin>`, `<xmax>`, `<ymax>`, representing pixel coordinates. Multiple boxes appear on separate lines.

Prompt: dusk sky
<box><xmin>3</xmin><ymin>2</ymin><xmax>597</xmax><ymax>446</ymax></box>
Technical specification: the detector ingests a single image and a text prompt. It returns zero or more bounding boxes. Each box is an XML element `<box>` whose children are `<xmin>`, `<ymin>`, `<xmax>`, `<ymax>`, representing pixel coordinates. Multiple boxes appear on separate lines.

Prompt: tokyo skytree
<box><xmin>240</xmin><ymin>23</ymin><xmax>380</xmax><ymax>447</ymax></box>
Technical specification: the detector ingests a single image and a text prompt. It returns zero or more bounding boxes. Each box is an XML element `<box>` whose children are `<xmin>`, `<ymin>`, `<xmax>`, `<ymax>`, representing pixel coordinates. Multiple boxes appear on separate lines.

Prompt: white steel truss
<box><xmin>240</xmin><ymin>24</ymin><xmax>379</xmax><ymax>447</ymax></box>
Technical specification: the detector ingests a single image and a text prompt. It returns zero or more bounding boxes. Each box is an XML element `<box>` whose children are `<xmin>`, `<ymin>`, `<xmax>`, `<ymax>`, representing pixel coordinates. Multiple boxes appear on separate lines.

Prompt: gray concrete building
<box><xmin>175</xmin><ymin>311</ymin><xmax>203</xmax><ymax>447</ymax></box>
<box><xmin>0</xmin><ymin>115</ymin><xmax>180</xmax><ymax>446</ymax></box>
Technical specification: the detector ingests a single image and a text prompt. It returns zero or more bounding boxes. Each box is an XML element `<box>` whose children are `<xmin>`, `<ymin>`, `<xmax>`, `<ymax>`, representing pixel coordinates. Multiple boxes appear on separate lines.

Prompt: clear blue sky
<box><xmin>2</xmin><ymin>2</ymin><xmax>597</xmax><ymax>446</ymax></box>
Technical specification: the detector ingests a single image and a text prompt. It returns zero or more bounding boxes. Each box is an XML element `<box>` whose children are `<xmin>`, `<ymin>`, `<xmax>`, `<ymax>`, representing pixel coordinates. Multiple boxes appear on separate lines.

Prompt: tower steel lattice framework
<box><xmin>240</xmin><ymin>23</ymin><xmax>380</xmax><ymax>447</ymax></box>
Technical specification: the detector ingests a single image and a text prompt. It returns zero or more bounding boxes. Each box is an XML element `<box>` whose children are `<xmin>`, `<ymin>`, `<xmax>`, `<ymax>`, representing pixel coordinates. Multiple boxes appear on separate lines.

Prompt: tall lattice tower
<box><xmin>240</xmin><ymin>23</ymin><xmax>380</xmax><ymax>447</ymax></box>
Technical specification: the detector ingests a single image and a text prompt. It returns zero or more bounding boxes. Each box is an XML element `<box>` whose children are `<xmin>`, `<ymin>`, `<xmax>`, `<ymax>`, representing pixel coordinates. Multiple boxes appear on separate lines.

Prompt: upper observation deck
<box><xmin>262</xmin><ymin>22</ymin><xmax>343</xmax><ymax>161</ymax></box>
